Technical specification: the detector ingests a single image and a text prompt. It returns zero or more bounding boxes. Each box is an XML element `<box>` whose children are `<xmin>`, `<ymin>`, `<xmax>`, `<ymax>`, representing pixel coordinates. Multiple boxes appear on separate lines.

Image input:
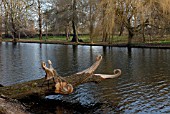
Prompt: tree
<box><xmin>1</xmin><ymin>0</ymin><xmax>169</xmax><ymax>43</ymax></box>
<box><xmin>91</xmin><ymin>0</ymin><xmax>169</xmax><ymax>44</ymax></box>
<box><xmin>89</xmin><ymin>0</ymin><xmax>94</xmax><ymax>43</ymax></box>
<box><xmin>37</xmin><ymin>0</ymin><xmax>42</xmax><ymax>40</ymax></box>
<box><xmin>46</xmin><ymin>0</ymin><xmax>87</xmax><ymax>42</ymax></box>
<box><xmin>43</xmin><ymin>0</ymin><xmax>72</xmax><ymax>39</ymax></box>
<box><xmin>2</xmin><ymin>0</ymin><xmax>34</xmax><ymax>41</ymax></box>
<box><xmin>114</xmin><ymin>0</ymin><xmax>170</xmax><ymax>45</ymax></box>
<box><xmin>71</xmin><ymin>0</ymin><xmax>78</xmax><ymax>42</ymax></box>
<box><xmin>0</xmin><ymin>0</ymin><xmax>2</xmax><ymax>40</ymax></box>
<box><xmin>3</xmin><ymin>2</ymin><xmax>9</xmax><ymax>38</ymax></box>
<box><xmin>147</xmin><ymin>0</ymin><xmax>170</xmax><ymax>39</ymax></box>
<box><xmin>114</xmin><ymin>0</ymin><xmax>146</xmax><ymax>45</ymax></box>
<box><xmin>89</xmin><ymin>0</ymin><xmax>116</xmax><ymax>43</ymax></box>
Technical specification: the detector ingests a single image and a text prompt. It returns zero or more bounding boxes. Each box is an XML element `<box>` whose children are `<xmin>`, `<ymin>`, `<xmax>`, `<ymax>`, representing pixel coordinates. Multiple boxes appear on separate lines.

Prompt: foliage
<box><xmin>0</xmin><ymin>0</ymin><xmax>170</xmax><ymax>44</ymax></box>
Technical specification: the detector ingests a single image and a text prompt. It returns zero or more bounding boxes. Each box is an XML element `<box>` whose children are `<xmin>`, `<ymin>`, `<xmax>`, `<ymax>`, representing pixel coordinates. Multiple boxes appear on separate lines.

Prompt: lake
<box><xmin>0</xmin><ymin>42</ymin><xmax>170</xmax><ymax>113</ymax></box>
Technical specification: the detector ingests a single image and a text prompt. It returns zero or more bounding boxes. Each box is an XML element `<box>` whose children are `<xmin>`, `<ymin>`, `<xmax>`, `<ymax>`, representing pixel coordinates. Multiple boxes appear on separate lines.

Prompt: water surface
<box><xmin>0</xmin><ymin>42</ymin><xmax>170</xmax><ymax>113</ymax></box>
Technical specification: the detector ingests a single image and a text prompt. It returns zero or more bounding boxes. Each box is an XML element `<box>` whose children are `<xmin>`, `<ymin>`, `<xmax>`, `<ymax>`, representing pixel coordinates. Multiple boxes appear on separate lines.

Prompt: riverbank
<box><xmin>1</xmin><ymin>39</ymin><xmax>170</xmax><ymax>49</ymax></box>
<box><xmin>0</xmin><ymin>95</ymin><xmax>30</xmax><ymax>114</ymax></box>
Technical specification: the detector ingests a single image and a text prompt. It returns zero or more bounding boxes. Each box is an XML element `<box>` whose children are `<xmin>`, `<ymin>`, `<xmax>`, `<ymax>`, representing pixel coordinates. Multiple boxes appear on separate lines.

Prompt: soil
<box><xmin>0</xmin><ymin>95</ymin><xmax>30</xmax><ymax>114</ymax></box>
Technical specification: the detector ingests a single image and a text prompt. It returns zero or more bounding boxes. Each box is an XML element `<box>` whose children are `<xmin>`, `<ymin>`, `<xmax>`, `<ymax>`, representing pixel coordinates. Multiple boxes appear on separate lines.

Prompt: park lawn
<box><xmin>29</xmin><ymin>36</ymin><xmax>68</xmax><ymax>41</ymax></box>
<box><xmin>152</xmin><ymin>40</ymin><xmax>170</xmax><ymax>44</ymax></box>
<box><xmin>1</xmin><ymin>35</ymin><xmax>170</xmax><ymax>45</ymax></box>
<box><xmin>23</xmin><ymin>35</ymin><xmax>91</xmax><ymax>42</ymax></box>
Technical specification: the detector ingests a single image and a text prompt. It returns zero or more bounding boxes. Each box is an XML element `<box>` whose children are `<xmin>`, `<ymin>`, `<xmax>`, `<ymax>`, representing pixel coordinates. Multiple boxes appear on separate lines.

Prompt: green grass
<box><xmin>28</xmin><ymin>35</ymin><xmax>91</xmax><ymax>42</ymax></box>
<box><xmin>154</xmin><ymin>40</ymin><xmax>170</xmax><ymax>44</ymax></box>
<box><xmin>111</xmin><ymin>36</ymin><xmax>128</xmax><ymax>43</ymax></box>
<box><xmin>149</xmin><ymin>38</ymin><xmax>170</xmax><ymax>44</ymax></box>
<box><xmin>30</xmin><ymin>36</ymin><xmax>68</xmax><ymax>41</ymax></box>
<box><xmin>78</xmin><ymin>35</ymin><xmax>90</xmax><ymax>42</ymax></box>
<box><xmin>1</xmin><ymin>35</ymin><xmax>170</xmax><ymax>45</ymax></box>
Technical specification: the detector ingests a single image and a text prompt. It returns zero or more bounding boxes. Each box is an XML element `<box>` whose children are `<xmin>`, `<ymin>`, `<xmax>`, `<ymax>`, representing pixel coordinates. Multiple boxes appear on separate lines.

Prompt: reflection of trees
<box><xmin>127</xmin><ymin>47</ymin><xmax>132</xmax><ymax>58</ymax></box>
<box><xmin>128</xmin><ymin>49</ymin><xmax>170</xmax><ymax>84</ymax></box>
<box><xmin>89</xmin><ymin>46</ymin><xmax>94</xmax><ymax>64</ymax></box>
<box><xmin>0</xmin><ymin>43</ymin><xmax>24</xmax><ymax>85</ymax></box>
<box><xmin>72</xmin><ymin>45</ymin><xmax>78</xmax><ymax>73</ymax></box>
<box><xmin>102</xmin><ymin>46</ymin><xmax>107</xmax><ymax>57</ymax></box>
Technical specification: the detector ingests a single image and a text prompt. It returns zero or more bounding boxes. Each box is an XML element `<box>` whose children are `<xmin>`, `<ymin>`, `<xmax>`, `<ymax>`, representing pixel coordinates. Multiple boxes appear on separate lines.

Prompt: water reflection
<box><xmin>0</xmin><ymin>42</ymin><xmax>170</xmax><ymax>113</ymax></box>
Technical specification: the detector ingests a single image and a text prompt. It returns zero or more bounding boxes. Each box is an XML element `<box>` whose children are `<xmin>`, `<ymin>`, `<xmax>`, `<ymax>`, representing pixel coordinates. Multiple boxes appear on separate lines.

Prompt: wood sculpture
<box><xmin>41</xmin><ymin>55</ymin><xmax>121</xmax><ymax>94</ymax></box>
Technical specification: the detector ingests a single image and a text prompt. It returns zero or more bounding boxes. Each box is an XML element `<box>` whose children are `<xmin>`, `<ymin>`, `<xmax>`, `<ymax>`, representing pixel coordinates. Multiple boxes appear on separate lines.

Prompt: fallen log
<box><xmin>0</xmin><ymin>55</ymin><xmax>121</xmax><ymax>99</ymax></box>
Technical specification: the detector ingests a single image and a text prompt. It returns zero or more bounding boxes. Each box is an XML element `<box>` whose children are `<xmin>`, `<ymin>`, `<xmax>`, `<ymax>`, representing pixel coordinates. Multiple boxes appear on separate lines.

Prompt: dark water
<box><xmin>0</xmin><ymin>42</ymin><xmax>170</xmax><ymax>113</ymax></box>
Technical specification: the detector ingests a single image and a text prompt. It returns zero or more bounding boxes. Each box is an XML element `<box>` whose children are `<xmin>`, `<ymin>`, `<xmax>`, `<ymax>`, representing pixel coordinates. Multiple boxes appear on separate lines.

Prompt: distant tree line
<box><xmin>0</xmin><ymin>0</ymin><xmax>170</xmax><ymax>44</ymax></box>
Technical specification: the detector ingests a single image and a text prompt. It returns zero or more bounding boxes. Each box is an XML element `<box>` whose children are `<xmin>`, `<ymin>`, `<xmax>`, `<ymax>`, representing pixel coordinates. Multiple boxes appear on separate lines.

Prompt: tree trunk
<box><xmin>11</xmin><ymin>23</ymin><xmax>18</xmax><ymax>43</ymax></box>
<box><xmin>119</xmin><ymin>24</ymin><xmax>124</xmax><ymax>36</ymax></box>
<box><xmin>142</xmin><ymin>25</ymin><xmax>145</xmax><ymax>43</ymax></box>
<box><xmin>11</xmin><ymin>14</ymin><xmax>17</xmax><ymax>40</ymax></box>
<box><xmin>45</xmin><ymin>21</ymin><xmax>48</xmax><ymax>40</ymax></box>
<box><xmin>102</xmin><ymin>3</ymin><xmax>108</xmax><ymax>42</ymax></box>
<box><xmin>4</xmin><ymin>2</ymin><xmax>9</xmax><ymax>38</ymax></box>
<box><xmin>0</xmin><ymin>15</ymin><xmax>2</xmax><ymax>41</ymax></box>
<box><xmin>65</xmin><ymin>24</ymin><xmax>70</xmax><ymax>40</ymax></box>
<box><xmin>38</xmin><ymin>0</ymin><xmax>42</xmax><ymax>40</ymax></box>
<box><xmin>89</xmin><ymin>0</ymin><xmax>94</xmax><ymax>43</ymax></box>
<box><xmin>9</xmin><ymin>0</ymin><xmax>18</xmax><ymax>42</ymax></box>
<box><xmin>128</xmin><ymin>29</ymin><xmax>134</xmax><ymax>46</ymax></box>
<box><xmin>0</xmin><ymin>55</ymin><xmax>121</xmax><ymax>99</ymax></box>
<box><xmin>71</xmin><ymin>20</ymin><xmax>78</xmax><ymax>42</ymax></box>
<box><xmin>71</xmin><ymin>0</ymin><xmax>78</xmax><ymax>43</ymax></box>
<box><xmin>0</xmin><ymin>1</ymin><xmax>2</xmax><ymax>41</ymax></box>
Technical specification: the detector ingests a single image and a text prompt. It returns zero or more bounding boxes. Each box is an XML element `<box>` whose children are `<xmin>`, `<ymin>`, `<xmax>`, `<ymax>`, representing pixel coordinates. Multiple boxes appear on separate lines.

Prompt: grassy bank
<box><xmin>1</xmin><ymin>35</ymin><xmax>170</xmax><ymax>48</ymax></box>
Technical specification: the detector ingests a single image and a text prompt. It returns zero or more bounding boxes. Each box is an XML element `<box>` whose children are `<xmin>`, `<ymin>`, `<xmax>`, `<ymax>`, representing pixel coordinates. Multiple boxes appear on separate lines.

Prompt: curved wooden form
<box><xmin>94</xmin><ymin>69</ymin><xmax>121</xmax><ymax>79</ymax></box>
<box><xmin>55</xmin><ymin>82</ymin><xmax>73</xmax><ymax>94</ymax></box>
<box><xmin>76</xmin><ymin>55</ymin><xmax>103</xmax><ymax>74</ymax></box>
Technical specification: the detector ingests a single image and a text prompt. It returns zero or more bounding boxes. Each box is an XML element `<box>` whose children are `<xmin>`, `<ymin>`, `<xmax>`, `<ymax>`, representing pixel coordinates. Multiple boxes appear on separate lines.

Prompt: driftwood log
<box><xmin>0</xmin><ymin>55</ymin><xmax>121</xmax><ymax>99</ymax></box>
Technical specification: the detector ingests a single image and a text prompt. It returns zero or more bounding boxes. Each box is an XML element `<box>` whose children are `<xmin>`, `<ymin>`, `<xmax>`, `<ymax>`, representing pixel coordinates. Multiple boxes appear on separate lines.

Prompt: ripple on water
<box><xmin>1</xmin><ymin>43</ymin><xmax>170</xmax><ymax>113</ymax></box>
<box><xmin>104</xmin><ymin>70</ymin><xmax>170</xmax><ymax>113</ymax></box>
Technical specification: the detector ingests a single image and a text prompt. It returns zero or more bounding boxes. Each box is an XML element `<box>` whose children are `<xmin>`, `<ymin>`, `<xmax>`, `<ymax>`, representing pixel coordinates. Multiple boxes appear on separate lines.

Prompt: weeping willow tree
<box><xmin>92</xmin><ymin>0</ymin><xmax>170</xmax><ymax>44</ymax></box>
<box><xmin>92</xmin><ymin>0</ymin><xmax>116</xmax><ymax>43</ymax></box>
<box><xmin>101</xmin><ymin>0</ymin><xmax>116</xmax><ymax>43</ymax></box>
<box><xmin>93</xmin><ymin>0</ymin><xmax>145</xmax><ymax>43</ymax></box>
<box><xmin>148</xmin><ymin>0</ymin><xmax>170</xmax><ymax>39</ymax></box>
<box><xmin>114</xmin><ymin>0</ymin><xmax>151</xmax><ymax>45</ymax></box>
<box><xmin>89</xmin><ymin>0</ymin><xmax>97</xmax><ymax>43</ymax></box>
<box><xmin>115</xmin><ymin>0</ymin><xmax>170</xmax><ymax>44</ymax></box>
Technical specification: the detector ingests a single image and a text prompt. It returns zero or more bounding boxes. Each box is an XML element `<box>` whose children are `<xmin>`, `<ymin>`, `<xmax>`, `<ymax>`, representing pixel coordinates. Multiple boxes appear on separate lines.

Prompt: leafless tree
<box><xmin>1</xmin><ymin>0</ymin><xmax>34</xmax><ymax>41</ymax></box>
